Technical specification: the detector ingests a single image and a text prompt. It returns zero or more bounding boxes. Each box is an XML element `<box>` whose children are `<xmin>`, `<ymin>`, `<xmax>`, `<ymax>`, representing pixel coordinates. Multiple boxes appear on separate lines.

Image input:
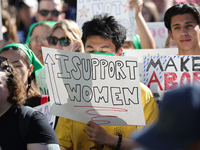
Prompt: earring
<box><xmin>27</xmin><ymin>76</ymin><xmax>32</xmax><ymax>93</ymax></box>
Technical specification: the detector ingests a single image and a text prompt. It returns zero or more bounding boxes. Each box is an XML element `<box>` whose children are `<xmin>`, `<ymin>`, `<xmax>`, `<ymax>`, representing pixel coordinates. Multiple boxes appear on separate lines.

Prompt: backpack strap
<box><xmin>19</xmin><ymin>105</ymin><xmax>36</xmax><ymax>143</ymax></box>
<box><xmin>40</xmin><ymin>95</ymin><xmax>49</xmax><ymax>105</ymax></box>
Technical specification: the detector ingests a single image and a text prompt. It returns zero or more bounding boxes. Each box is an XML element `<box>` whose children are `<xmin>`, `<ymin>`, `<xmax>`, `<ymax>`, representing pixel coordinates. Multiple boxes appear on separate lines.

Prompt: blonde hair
<box><xmin>47</xmin><ymin>19</ymin><xmax>84</xmax><ymax>53</ymax></box>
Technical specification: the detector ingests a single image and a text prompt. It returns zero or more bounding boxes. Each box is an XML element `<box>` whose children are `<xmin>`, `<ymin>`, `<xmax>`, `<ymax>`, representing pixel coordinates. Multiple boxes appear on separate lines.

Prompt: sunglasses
<box><xmin>47</xmin><ymin>36</ymin><xmax>71</xmax><ymax>47</ymax></box>
<box><xmin>38</xmin><ymin>10</ymin><xmax>61</xmax><ymax>17</ymax></box>
<box><xmin>0</xmin><ymin>56</ymin><xmax>10</xmax><ymax>72</ymax></box>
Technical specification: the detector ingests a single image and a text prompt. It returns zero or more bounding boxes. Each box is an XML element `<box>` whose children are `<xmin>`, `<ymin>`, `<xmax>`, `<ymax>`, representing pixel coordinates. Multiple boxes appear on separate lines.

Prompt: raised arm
<box><xmin>86</xmin><ymin>121</ymin><xmax>140</xmax><ymax>150</ymax></box>
<box><xmin>130</xmin><ymin>0</ymin><xmax>156</xmax><ymax>49</ymax></box>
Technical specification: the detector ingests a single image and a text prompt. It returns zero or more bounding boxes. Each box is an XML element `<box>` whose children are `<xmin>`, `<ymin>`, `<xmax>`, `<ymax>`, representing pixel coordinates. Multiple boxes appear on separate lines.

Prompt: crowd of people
<box><xmin>1</xmin><ymin>0</ymin><xmax>200</xmax><ymax>150</ymax></box>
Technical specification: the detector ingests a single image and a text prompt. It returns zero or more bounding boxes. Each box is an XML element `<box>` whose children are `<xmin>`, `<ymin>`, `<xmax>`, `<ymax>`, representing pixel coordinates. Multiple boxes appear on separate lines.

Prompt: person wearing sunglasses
<box><xmin>46</xmin><ymin>19</ymin><xmax>84</xmax><ymax>52</ymax></box>
<box><xmin>0</xmin><ymin>56</ymin><xmax>60</xmax><ymax>150</ymax></box>
<box><xmin>26</xmin><ymin>21</ymin><xmax>56</xmax><ymax>65</ymax></box>
<box><xmin>35</xmin><ymin>0</ymin><xmax>65</xmax><ymax>22</ymax></box>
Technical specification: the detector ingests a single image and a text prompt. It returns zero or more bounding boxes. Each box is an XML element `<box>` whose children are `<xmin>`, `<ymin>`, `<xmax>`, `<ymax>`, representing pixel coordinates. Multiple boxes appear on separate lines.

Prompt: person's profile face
<box><xmin>169</xmin><ymin>13</ymin><xmax>200</xmax><ymax>54</ymax></box>
<box><xmin>0</xmin><ymin>69</ymin><xmax>10</xmax><ymax>102</ymax></box>
<box><xmin>84</xmin><ymin>35</ymin><xmax>119</xmax><ymax>55</ymax></box>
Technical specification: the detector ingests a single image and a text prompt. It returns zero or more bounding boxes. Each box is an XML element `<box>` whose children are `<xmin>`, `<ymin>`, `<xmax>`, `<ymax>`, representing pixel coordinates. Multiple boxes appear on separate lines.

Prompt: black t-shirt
<box><xmin>0</xmin><ymin>105</ymin><xmax>58</xmax><ymax>150</ymax></box>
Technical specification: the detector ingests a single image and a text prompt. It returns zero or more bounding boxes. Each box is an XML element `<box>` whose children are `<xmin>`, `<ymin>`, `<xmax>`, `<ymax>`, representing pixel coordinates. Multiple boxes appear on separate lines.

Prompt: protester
<box><xmin>132</xmin><ymin>85</ymin><xmax>200</xmax><ymax>150</ymax></box>
<box><xmin>164</xmin><ymin>3</ymin><xmax>200</xmax><ymax>55</ymax></box>
<box><xmin>0</xmin><ymin>56</ymin><xmax>59</xmax><ymax>149</ymax></box>
<box><xmin>26</xmin><ymin>21</ymin><xmax>56</xmax><ymax>65</ymax></box>
<box><xmin>123</xmin><ymin>0</ymin><xmax>156</xmax><ymax>50</ymax></box>
<box><xmin>55</xmin><ymin>13</ymin><xmax>159</xmax><ymax>150</ymax></box>
<box><xmin>35</xmin><ymin>0</ymin><xmax>65</xmax><ymax>22</ymax></box>
<box><xmin>0</xmin><ymin>43</ymin><xmax>46</xmax><ymax>107</ymax></box>
<box><xmin>46</xmin><ymin>19</ymin><xmax>84</xmax><ymax>52</ymax></box>
<box><xmin>16</xmin><ymin>0</ymin><xmax>38</xmax><ymax>43</ymax></box>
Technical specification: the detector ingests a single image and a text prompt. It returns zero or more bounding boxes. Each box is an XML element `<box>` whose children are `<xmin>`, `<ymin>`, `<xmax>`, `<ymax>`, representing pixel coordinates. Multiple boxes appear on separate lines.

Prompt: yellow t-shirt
<box><xmin>55</xmin><ymin>83</ymin><xmax>159</xmax><ymax>150</ymax></box>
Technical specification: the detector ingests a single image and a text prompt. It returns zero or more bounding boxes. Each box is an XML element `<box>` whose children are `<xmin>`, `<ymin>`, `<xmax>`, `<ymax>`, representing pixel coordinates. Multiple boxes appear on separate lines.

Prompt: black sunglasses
<box><xmin>38</xmin><ymin>10</ymin><xmax>61</xmax><ymax>17</ymax></box>
<box><xmin>0</xmin><ymin>56</ymin><xmax>10</xmax><ymax>72</ymax></box>
<box><xmin>47</xmin><ymin>36</ymin><xmax>71</xmax><ymax>47</ymax></box>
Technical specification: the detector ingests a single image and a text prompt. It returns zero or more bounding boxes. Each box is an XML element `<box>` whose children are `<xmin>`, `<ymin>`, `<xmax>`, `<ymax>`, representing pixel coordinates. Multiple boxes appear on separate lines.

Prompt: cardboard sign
<box><xmin>142</xmin><ymin>55</ymin><xmax>200</xmax><ymax>102</ymax></box>
<box><xmin>76</xmin><ymin>0</ymin><xmax>136</xmax><ymax>41</ymax></box>
<box><xmin>134</xmin><ymin>22</ymin><xmax>168</xmax><ymax>48</ymax></box>
<box><xmin>42</xmin><ymin>47</ymin><xmax>145</xmax><ymax>126</ymax></box>
<box><xmin>124</xmin><ymin>48</ymin><xmax>178</xmax><ymax>81</ymax></box>
<box><xmin>34</xmin><ymin>102</ymin><xmax>55</xmax><ymax>128</ymax></box>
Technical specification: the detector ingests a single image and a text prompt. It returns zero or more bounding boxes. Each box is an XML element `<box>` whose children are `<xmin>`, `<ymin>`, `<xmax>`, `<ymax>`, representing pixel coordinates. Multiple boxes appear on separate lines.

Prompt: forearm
<box><xmin>135</xmin><ymin>12</ymin><xmax>156</xmax><ymax>49</ymax></box>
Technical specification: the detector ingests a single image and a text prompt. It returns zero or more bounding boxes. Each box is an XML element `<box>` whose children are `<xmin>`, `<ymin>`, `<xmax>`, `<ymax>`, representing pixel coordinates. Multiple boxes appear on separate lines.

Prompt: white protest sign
<box><xmin>77</xmin><ymin>0</ymin><xmax>136</xmax><ymax>41</ymax></box>
<box><xmin>124</xmin><ymin>48</ymin><xmax>178</xmax><ymax>81</ymax></box>
<box><xmin>142</xmin><ymin>55</ymin><xmax>200</xmax><ymax>102</ymax></box>
<box><xmin>42</xmin><ymin>47</ymin><xmax>145</xmax><ymax>126</ymax></box>
<box><xmin>34</xmin><ymin>102</ymin><xmax>55</xmax><ymax>128</ymax></box>
<box><xmin>0</xmin><ymin>3</ymin><xmax>3</xmax><ymax>40</ymax></box>
<box><xmin>134</xmin><ymin>22</ymin><xmax>168</xmax><ymax>48</ymax></box>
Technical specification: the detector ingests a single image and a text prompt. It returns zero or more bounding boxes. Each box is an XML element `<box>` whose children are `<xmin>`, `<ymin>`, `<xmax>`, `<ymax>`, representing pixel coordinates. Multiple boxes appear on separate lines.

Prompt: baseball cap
<box><xmin>133</xmin><ymin>85</ymin><xmax>200</xmax><ymax>150</ymax></box>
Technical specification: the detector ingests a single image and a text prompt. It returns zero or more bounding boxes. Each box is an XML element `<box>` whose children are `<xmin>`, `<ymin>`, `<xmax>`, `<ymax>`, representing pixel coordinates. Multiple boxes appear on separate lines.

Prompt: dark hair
<box><xmin>0</xmin><ymin>46</ymin><xmax>40</xmax><ymax>98</ymax></box>
<box><xmin>164</xmin><ymin>3</ymin><xmax>200</xmax><ymax>32</ymax></box>
<box><xmin>82</xmin><ymin>13</ymin><xmax>126</xmax><ymax>52</ymax></box>
<box><xmin>1</xmin><ymin>61</ymin><xmax>27</xmax><ymax>105</ymax></box>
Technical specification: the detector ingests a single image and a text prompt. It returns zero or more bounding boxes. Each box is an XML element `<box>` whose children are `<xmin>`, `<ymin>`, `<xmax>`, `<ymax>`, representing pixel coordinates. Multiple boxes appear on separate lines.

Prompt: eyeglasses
<box><xmin>38</xmin><ymin>10</ymin><xmax>61</xmax><ymax>17</ymax></box>
<box><xmin>29</xmin><ymin>36</ymin><xmax>47</xmax><ymax>44</ymax></box>
<box><xmin>47</xmin><ymin>36</ymin><xmax>71</xmax><ymax>47</ymax></box>
<box><xmin>0</xmin><ymin>56</ymin><xmax>10</xmax><ymax>72</ymax></box>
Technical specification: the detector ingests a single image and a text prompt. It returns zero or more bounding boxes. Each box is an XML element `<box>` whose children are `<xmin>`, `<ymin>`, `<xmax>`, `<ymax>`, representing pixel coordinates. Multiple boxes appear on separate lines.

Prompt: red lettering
<box><xmin>193</xmin><ymin>72</ymin><xmax>200</xmax><ymax>84</ymax></box>
<box><xmin>180</xmin><ymin>72</ymin><xmax>191</xmax><ymax>86</ymax></box>
<box><xmin>147</xmin><ymin>71</ymin><xmax>163</xmax><ymax>90</ymax></box>
<box><xmin>165</xmin><ymin>72</ymin><xmax>178</xmax><ymax>90</ymax></box>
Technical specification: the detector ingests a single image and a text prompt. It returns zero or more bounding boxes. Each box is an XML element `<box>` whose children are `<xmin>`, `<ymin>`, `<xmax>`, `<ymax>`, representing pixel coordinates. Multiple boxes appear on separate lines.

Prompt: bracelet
<box><xmin>114</xmin><ymin>134</ymin><xmax>122</xmax><ymax>150</ymax></box>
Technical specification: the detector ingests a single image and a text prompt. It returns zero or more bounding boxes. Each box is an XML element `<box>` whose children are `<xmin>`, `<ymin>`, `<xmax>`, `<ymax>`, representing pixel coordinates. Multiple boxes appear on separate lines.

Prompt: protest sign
<box><xmin>124</xmin><ymin>48</ymin><xmax>178</xmax><ymax>81</ymax></box>
<box><xmin>42</xmin><ymin>47</ymin><xmax>145</xmax><ymax>126</ymax></box>
<box><xmin>142</xmin><ymin>55</ymin><xmax>200</xmax><ymax>102</ymax></box>
<box><xmin>134</xmin><ymin>22</ymin><xmax>168</xmax><ymax>48</ymax></box>
<box><xmin>0</xmin><ymin>3</ymin><xmax>3</xmax><ymax>40</ymax></box>
<box><xmin>34</xmin><ymin>101</ymin><xmax>55</xmax><ymax>128</ymax></box>
<box><xmin>76</xmin><ymin>0</ymin><xmax>135</xmax><ymax>41</ymax></box>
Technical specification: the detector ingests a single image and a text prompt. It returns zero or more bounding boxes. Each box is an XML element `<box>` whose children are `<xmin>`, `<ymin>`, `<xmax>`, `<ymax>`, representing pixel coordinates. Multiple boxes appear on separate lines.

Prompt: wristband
<box><xmin>114</xmin><ymin>134</ymin><xmax>122</xmax><ymax>150</ymax></box>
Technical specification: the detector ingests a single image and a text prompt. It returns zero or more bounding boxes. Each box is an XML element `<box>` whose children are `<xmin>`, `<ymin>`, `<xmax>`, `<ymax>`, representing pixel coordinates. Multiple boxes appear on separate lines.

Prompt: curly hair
<box><xmin>82</xmin><ymin>13</ymin><xmax>127</xmax><ymax>52</ymax></box>
<box><xmin>164</xmin><ymin>3</ymin><xmax>200</xmax><ymax>32</ymax></box>
<box><xmin>1</xmin><ymin>61</ymin><xmax>27</xmax><ymax>105</ymax></box>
